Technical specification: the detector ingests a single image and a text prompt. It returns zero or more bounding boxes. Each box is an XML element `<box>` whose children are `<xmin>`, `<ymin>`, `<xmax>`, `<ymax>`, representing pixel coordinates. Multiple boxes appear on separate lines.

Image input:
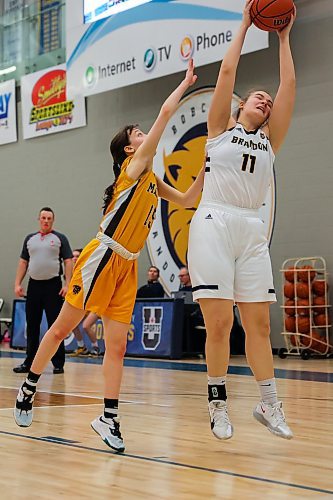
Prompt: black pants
<box><xmin>25</xmin><ymin>277</ymin><xmax>65</xmax><ymax>369</ymax></box>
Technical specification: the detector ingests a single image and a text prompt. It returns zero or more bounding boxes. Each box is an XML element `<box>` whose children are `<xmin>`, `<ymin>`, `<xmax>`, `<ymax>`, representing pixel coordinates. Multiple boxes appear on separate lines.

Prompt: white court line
<box><xmin>1</xmin><ymin>385</ymin><xmax>171</xmax><ymax>408</ymax></box>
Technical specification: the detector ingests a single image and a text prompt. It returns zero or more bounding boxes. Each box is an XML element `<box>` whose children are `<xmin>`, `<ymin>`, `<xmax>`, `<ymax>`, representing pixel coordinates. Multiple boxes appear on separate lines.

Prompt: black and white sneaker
<box><xmin>208</xmin><ymin>400</ymin><xmax>233</xmax><ymax>440</ymax></box>
<box><xmin>90</xmin><ymin>346</ymin><xmax>101</xmax><ymax>357</ymax></box>
<box><xmin>14</xmin><ymin>382</ymin><xmax>36</xmax><ymax>427</ymax></box>
<box><xmin>91</xmin><ymin>415</ymin><xmax>125</xmax><ymax>452</ymax></box>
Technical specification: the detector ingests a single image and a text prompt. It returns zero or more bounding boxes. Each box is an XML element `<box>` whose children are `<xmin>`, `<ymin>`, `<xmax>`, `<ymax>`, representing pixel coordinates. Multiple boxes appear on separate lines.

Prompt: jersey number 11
<box><xmin>241</xmin><ymin>154</ymin><xmax>256</xmax><ymax>174</ymax></box>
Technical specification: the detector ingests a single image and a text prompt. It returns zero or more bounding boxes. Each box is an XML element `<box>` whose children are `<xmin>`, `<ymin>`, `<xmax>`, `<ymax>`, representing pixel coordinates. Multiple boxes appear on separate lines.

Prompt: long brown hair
<box><xmin>102</xmin><ymin>124</ymin><xmax>137</xmax><ymax>214</ymax></box>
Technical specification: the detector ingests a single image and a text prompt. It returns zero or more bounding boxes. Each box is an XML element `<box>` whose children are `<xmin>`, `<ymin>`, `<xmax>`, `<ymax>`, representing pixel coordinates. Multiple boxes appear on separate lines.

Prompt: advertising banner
<box><xmin>21</xmin><ymin>63</ymin><xmax>86</xmax><ymax>139</ymax></box>
<box><xmin>11</xmin><ymin>299</ymin><xmax>183</xmax><ymax>358</ymax></box>
<box><xmin>66</xmin><ymin>0</ymin><xmax>268</xmax><ymax>97</ymax></box>
<box><xmin>0</xmin><ymin>79</ymin><xmax>18</xmax><ymax>145</ymax></box>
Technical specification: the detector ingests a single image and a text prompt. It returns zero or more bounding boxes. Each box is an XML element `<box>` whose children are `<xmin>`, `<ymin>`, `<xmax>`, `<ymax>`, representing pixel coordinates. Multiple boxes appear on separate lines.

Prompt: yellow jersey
<box><xmin>99</xmin><ymin>156</ymin><xmax>158</xmax><ymax>253</ymax></box>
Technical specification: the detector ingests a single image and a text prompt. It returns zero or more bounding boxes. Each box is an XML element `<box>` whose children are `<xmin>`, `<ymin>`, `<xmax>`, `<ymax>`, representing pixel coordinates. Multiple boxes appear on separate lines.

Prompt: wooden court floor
<box><xmin>0</xmin><ymin>347</ymin><xmax>332</xmax><ymax>499</ymax></box>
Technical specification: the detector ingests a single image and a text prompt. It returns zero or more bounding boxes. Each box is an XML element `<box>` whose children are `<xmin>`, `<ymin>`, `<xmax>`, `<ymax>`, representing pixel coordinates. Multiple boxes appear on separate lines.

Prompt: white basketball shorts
<box><xmin>188</xmin><ymin>201</ymin><xmax>276</xmax><ymax>303</ymax></box>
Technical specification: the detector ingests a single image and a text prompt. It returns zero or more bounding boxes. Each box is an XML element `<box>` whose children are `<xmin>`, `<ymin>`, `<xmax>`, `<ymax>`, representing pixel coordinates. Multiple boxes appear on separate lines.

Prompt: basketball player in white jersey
<box><xmin>188</xmin><ymin>0</ymin><xmax>296</xmax><ymax>440</ymax></box>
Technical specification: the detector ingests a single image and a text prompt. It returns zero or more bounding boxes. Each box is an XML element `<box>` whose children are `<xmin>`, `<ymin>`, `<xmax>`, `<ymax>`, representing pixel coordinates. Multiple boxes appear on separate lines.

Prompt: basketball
<box><xmin>250</xmin><ymin>0</ymin><xmax>295</xmax><ymax>32</ymax></box>
<box><xmin>284</xmin><ymin>282</ymin><xmax>295</xmax><ymax>299</ymax></box>
<box><xmin>297</xmin><ymin>316</ymin><xmax>310</xmax><ymax>334</ymax></box>
<box><xmin>312</xmin><ymin>280</ymin><xmax>328</xmax><ymax>297</ymax></box>
<box><xmin>284</xmin><ymin>266</ymin><xmax>296</xmax><ymax>283</ymax></box>
<box><xmin>290</xmin><ymin>334</ymin><xmax>296</xmax><ymax>346</ymax></box>
<box><xmin>300</xmin><ymin>334</ymin><xmax>311</xmax><ymax>347</ymax></box>
<box><xmin>296</xmin><ymin>298</ymin><xmax>310</xmax><ymax>316</ymax></box>
<box><xmin>284</xmin><ymin>299</ymin><xmax>295</xmax><ymax>316</ymax></box>
<box><xmin>310</xmin><ymin>331</ymin><xmax>327</xmax><ymax>353</ymax></box>
<box><xmin>313</xmin><ymin>296</ymin><xmax>327</xmax><ymax>314</ymax></box>
<box><xmin>296</xmin><ymin>282</ymin><xmax>309</xmax><ymax>299</ymax></box>
<box><xmin>285</xmin><ymin>316</ymin><xmax>295</xmax><ymax>332</ymax></box>
<box><xmin>314</xmin><ymin>313</ymin><xmax>329</xmax><ymax>327</ymax></box>
<box><xmin>298</xmin><ymin>265</ymin><xmax>316</xmax><ymax>283</ymax></box>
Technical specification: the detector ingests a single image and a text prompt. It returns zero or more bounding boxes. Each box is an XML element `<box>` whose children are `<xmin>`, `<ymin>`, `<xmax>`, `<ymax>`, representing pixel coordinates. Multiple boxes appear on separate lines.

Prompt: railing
<box><xmin>0</xmin><ymin>0</ymin><xmax>66</xmax><ymax>83</ymax></box>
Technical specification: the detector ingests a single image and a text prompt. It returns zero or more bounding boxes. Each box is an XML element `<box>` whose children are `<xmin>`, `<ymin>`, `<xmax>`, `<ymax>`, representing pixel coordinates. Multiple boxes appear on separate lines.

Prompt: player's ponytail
<box><xmin>102</xmin><ymin>124</ymin><xmax>137</xmax><ymax>214</ymax></box>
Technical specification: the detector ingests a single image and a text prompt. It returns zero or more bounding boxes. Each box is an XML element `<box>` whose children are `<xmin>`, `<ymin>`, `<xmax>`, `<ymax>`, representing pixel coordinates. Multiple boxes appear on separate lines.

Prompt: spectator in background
<box><xmin>69</xmin><ymin>249</ymin><xmax>101</xmax><ymax>357</ymax></box>
<box><xmin>178</xmin><ymin>267</ymin><xmax>192</xmax><ymax>291</ymax></box>
<box><xmin>136</xmin><ymin>266</ymin><xmax>164</xmax><ymax>298</ymax></box>
<box><xmin>13</xmin><ymin>207</ymin><xmax>73</xmax><ymax>374</ymax></box>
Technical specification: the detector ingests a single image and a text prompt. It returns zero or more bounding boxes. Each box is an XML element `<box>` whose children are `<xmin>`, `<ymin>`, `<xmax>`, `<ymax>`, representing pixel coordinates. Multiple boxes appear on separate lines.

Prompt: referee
<box><xmin>13</xmin><ymin>207</ymin><xmax>73</xmax><ymax>374</ymax></box>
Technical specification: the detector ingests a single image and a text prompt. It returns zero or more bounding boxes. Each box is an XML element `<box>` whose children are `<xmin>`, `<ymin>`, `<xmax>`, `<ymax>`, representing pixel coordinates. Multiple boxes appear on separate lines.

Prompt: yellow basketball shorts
<box><xmin>66</xmin><ymin>238</ymin><xmax>137</xmax><ymax>324</ymax></box>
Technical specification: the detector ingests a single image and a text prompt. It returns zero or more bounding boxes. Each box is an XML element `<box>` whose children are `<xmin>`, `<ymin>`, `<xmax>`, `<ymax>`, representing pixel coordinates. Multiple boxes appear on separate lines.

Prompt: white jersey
<box><xmin>201</xmin><ymin>123</ymin><xmax>275</xmax><ymax>209</ymax></box>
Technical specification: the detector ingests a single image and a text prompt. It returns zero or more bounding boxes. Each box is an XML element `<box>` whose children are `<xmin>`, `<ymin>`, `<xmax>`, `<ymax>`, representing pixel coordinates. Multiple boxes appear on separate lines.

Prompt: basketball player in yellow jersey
<box><xmin>14</xmin><ymin>59</ymin><xmax>205</xmax><ymax>452</ymax></box>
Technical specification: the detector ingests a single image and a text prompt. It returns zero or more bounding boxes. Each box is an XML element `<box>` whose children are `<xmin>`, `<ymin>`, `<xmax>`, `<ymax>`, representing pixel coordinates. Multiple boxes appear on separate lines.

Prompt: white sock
<box><xmin>208</xmin><ymin>376</ymin><xmax>226</xmax><ymax>385</ymax></box>
<box><xmin>258</xmin><ymin>378</ymin><xmax>278</xmax><ymax>405</ymax></box>
<box><xmin>92</xmin><ymin>342</ymin><xmax>98</xmax><ymax>348</ymax></box>
<box><xmin>77</xmin><ymin>340</ymin><xmax>84</xmax><ymax>348</ymax></box>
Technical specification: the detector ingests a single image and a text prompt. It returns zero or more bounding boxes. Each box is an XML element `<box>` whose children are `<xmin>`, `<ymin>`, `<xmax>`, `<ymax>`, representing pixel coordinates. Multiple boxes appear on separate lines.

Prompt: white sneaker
<box><xmin>253</xmin><ymin>401</ymin><xmax>293</xmax><ymax>440</ymax></box>
<box><xmin>208</xmin><ymin>400</ymin><xmax>233</xmax><ymax>440</ymax></box>
<box><xmin>91</xmin><ymin>415</ymin><xmax>125</xmax><ymax>452</ymax></box>
<box><xmin>14</xmin><ymin>384</ymin><xmax>35</xmax><ymax>427</ymax></box>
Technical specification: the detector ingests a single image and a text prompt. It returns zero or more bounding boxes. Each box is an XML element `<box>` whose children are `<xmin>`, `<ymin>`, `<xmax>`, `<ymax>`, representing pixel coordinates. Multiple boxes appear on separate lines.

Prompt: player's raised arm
<box><xmin>268</xmin><ymin>12</ymin><xmax>296</xmax><ymax>153</ymax></box>
<box><xmin>208</xmin><ymin>0</ymin><xmax>254</xmax><ymax>139</ymax></box>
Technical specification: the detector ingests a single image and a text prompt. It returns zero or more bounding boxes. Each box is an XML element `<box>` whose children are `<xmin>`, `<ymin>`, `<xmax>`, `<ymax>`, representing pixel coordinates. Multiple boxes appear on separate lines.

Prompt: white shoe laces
<box><xmin>211</xmin><ymin>402</ymin><xmax>231</xmax><ymax>427</ymax></box>
<box><xmin>269</xmin><ymin>402</ymin><xmax>287</xmax><ymax>426</ymax></box>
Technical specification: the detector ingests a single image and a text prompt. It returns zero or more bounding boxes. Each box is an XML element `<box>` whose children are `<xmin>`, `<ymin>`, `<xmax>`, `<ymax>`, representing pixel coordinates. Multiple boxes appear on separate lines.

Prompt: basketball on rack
<box><xmin>298</xmin><ymin>265</ymin><xmax>316</xmax><ymax>283</ymax></box>
<box><xmin>314</xmin><ymin>313</ymin><xmax>329</xmax><ymax>327</ymax></box>
<box><xmin>300</xmin><ymin>334</ymin><xmax>311</xmax><ymax>347</ymax></box>
<box><xmin>284</xmin><ymin>299</ymin><xmax>295</xmax><ymax>316</ymax></box>
<box><xmin>296</xmin><ymin>282</ymin><xmax>310</xmax><ymax>299</ymax></box>
<box><xmin>250</xmin><ymin>0</ymin><xmax>295</xmax><ymax>32</ymax></box>
<box><xmin>296</xmin><ymin>298</ymin><xmax>310</xmax><ymax>316</ymax></box>
<box><xmin>310</xmin><ymin>330</ymin><xmax>327</xmax><ymax>353</ymax></box>
<box><xmin>297</xmin><ymin>316</ymin><xmax>310</xmax><ymax>334</ymax></box>
<box><xmin>312</xmin><ymin>280</ymin><xmax>328</xmax><ymax>297</ymax></box>
<box><xmin>313</xmin><ymin>296</ymin><xmax>326</xmax><ymax>314</ymax></box>
<box><xmin>285</xmin><ymin>316</ymin><xmax>296</xmax><ymax>332</ymax></box>
<box><xmin>284</xmin><ymin>266</ymin><xmax>296</xmax><ymax>283</ymax></box>
<box><xmin>284</xmin><ymin>282</ymin><xmax>295</xmax><ymax>299</ymax></box>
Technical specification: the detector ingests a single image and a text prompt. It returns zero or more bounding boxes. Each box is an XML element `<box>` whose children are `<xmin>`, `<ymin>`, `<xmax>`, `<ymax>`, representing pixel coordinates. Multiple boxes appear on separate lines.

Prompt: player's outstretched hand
<box><xmin>277</xmin><ymin>6</ymin><xmax>296</xmax><ymax>39</ymax></box>
<box><xmin>242</xmin><ymin>0</ymin><xmax>255</xmax><ymax>29</ymax></box>
<box><xmin>183</xmin><ymin>58</ymin><xmax>198</xmax><ymax>87</ymax></box>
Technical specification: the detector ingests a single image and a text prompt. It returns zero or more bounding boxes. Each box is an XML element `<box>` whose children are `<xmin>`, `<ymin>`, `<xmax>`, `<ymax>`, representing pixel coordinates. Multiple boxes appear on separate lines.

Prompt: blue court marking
<box><xmin>0</xmin><ymin>430</ymin><xmax>332</xmax><ymax>496</ymax></box>
<box><xmin>2</xmin><ymin>350</ymin><xmax>332</xmax><ymax>383</ymax></box>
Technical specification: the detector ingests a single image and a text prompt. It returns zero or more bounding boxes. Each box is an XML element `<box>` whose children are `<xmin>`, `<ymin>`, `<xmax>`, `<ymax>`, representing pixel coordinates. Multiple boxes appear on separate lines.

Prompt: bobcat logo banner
<box><xmin>147</xmin><ymin>87</ymin><xmax>276</xmax><ymax>295</ymax></box>
<box><xmin>142</xmin><ymin>306</ymin><xmax>163</xmax><ymax>350</ymax></box>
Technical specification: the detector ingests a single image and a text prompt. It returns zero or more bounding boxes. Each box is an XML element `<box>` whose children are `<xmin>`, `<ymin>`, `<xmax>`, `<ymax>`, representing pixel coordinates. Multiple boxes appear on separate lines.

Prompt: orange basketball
<box><xmin>295</xmin><ymin>298</ymin><xmax>310</xmax><ymax>316</ymax></box>
<box><xmin>284</xmin><ymin>299</ymin><xmax>295</xmax><ymax>316</ymax></box>
<box><xmin>250</xmin><ymin>0</ymin><xmax>295</xmax><ymax>32</ymax></box>
<box><xmin>310</xmin><ymin>330</ymin><xmax>327</xmax><ymax>353</ymax></box>
<box><xmin>300</xmin><ymin>334</ymin><xmax>311</xmax><ymax>347</ymax></box>
<box><xmin>312</xmin><ymin>296</ymin><xmax>327</xmax><ymax>314</ymax></box>
<box><xmin>285</xmin><ymin>316</ymin><xmax>295</xmax><ymax>332</ymax></box>
<box><xmin>298</xmin><ymin>265</ymin><xmax>316</xmax><ymax>283</ymax></box>
<box><xmin>296</xmin><ymin>316</ymin><xmax>310</xmax><ymax>334</ymax></box>
<box><xmin>290</xmin><ymin>334</ymin><xmax>296</xmax><ymax>346</ymax></box>
<box><xmin>296</xmin><ymin>282</ymin><xmax>309</xmax><ymax>299</ymax></box>
<box><xmin>312</xmin><ymin>280</ymin><xmax>328</xmax><ymax>297</ymax></box>
<box><xmin>284</xmin><ymin>282</ymin><xmax>295</xmax><ymax>299</ymax></box>
<box><xmin>284</xmin><ymin>266</ymin><xmax>296</xmax><ymax>283</ymax></box>
<box><xmin>314</xmin><ymin>313</ymin><xmax>330</xmax><ymax>327</ymax></box>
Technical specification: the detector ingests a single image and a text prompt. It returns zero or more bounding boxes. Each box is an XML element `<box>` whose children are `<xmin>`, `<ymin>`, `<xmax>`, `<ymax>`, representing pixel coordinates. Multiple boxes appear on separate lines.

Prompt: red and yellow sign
<box><xmin>21</xmin><ymin>64</ymin><xmax>86</xmax><ymax>139</ymax></box>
